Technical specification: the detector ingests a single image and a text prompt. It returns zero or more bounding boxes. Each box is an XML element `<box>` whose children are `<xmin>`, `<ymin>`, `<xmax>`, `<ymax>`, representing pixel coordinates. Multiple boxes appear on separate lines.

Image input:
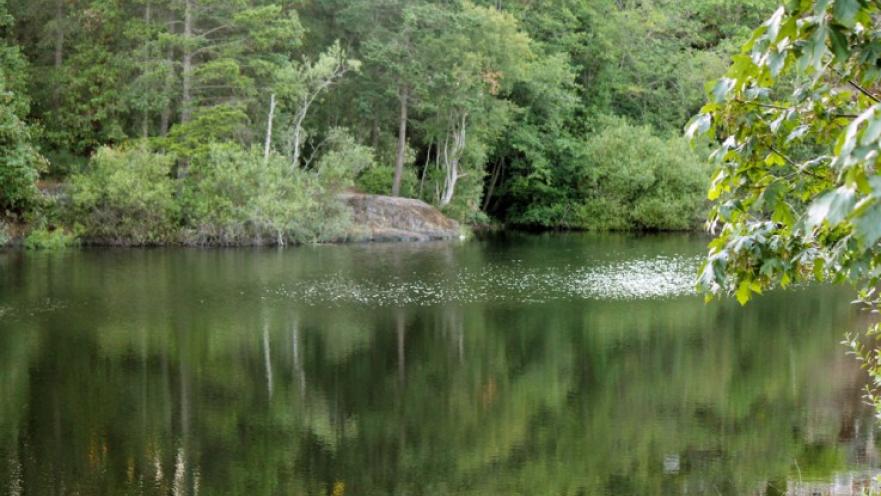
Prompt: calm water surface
<box><xmin>0</xmin><ymin>233</ymin><xmax>877</xmax><ymax>495</ymax></box>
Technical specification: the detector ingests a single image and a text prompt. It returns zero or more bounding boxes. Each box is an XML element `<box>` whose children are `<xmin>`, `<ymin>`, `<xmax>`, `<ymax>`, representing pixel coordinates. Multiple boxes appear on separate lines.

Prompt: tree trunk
<box><xmin>54</xmin><ymin>0</ymin><xmax>64</xmax><ymax>69</ymax></box>
<box><xmin>180</xmin><ymin>0</ymin><xmax>194</xmax><ymax>124</ymax></box>
<box><xmin>142</xmin><ymin>0</ymin><xmax>153</xmax><ymax>138</ymax></box>
<box><xmin>263</xmin><ymin>93</ymin><xmax>276</xmax><ymax>164</ymax></box>
<box><xmin>52</xmin><ymin>0</ymin><xmax>64</xmax><ymax>107</ymax></box>
<box><xmin>440</xmin><ymin>113</ymin><xmax>468</xmax><ymax>207</ymax></box>
<box><xmin>159</xmin><ymin>31</ymin><xmax>174</xmax><ymax>136</ymax></box>
<box><xmin>483</xmin><ymin>158</ymin><xmax>504</xmax><ymax>212</ymax></box>
<box><xmin>291</xmin><ymin>103</ymin><xmax>306</xmax><ymax>169</ymax></box>
<box><xmin>392</xmin><ymin>87</ymin><xmax>409</xmax><ymax>197</ymax></box>
<box><xmin>419</xmin><ymin>142</ymin><xmax>432</xmax><ymax>197</ymax></box>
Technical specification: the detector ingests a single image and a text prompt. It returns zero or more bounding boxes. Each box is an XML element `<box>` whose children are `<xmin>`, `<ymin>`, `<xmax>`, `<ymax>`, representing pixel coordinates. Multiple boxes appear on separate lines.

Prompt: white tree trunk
<box><xmin>440</xmin><ymin>113</ymin><xmax>468</xmax><ymax>207</ymax></box>
<box><xmin>290</xmin><ymin>100</ymin><xmax>308</xmax><ymax>169</ymax></box>
<box><xmin>263</xmin><ymin>93</ymin><xmax>276</xmax><ymax>164</ymax></box>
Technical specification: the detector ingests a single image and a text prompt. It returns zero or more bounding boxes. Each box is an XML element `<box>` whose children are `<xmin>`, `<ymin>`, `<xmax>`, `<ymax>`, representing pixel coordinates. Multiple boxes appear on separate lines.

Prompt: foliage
<box><xmin>0</xmin><ymin>97</ymin><xmax>45</xmax><ymax>213</ymax></box>
<box><xmin>69</xmin><ymin>146</ymin><xmax>178</xmax><ymax>245</ymax></box>
<box><xmin>357</xmin><ymin>164</ymin><xmax>418</xmax><ymax>197</ymax></box>
<box><xmin>2</xmin><ymin>0</ymin><xmax>785</xmax><ymax>239</ymax></box>
<box><xmin>0</xmin><ymin>0</ymin><xmax>44</xmax><ymax>214</ymax></box>
<box><xmin>23</xmin><ymin>225</ymin><xmax>77</xmax><ymax>249</ymax></box>
<box><xmin>686</xmin><ymin>1</ymin><xmax>881</xmax><ymax>409</ymax></box>
<box><xmin>508</xmin><ymin>119</ymin><xmax>709</xmax><ymax>231</ymax></box>
<box><xmin>182</xmin><ymin>142</ymin><xmax>355</xmax><ymax>246</ymax></box>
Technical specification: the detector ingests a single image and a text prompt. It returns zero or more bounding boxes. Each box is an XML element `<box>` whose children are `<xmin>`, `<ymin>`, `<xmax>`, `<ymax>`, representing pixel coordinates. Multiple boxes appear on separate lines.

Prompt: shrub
<box><xmin>182</xmin><ymin>140</ymin><xmax>360</xmax><ymax>245</ymax></box>
<box><xmin>571</xmin><ymin>118</ymin><xmax>709</xmax><ymax>230</ymax></box>
<box><xmin>69</xmin><ymin>146</ymin><xmax>179</xmax><ymax>245</ymax></box>
<box><xmin>24</xmin><ymin>226</ymin><xmax>78</xmax><ymax>250</ymax></box>
<box><xmin>356</xmin><ymin>164</ymin><xmax>418</xmax><ymax>197</ymax></box>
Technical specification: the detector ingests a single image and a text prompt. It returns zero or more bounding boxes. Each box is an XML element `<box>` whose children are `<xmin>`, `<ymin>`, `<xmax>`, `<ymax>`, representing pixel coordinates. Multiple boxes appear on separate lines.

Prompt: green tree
<box><xmin>0</xmin><ymin>0</ymin><xmax>44</xmax><ymax>213</ymax></box>
<box><xmin>688</xmin><ymin>1</ymin><xmax>881</xmax><ymax>407</ymax></box>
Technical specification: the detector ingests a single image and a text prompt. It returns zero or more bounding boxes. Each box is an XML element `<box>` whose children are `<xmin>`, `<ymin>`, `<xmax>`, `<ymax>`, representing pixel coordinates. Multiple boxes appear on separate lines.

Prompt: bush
<box><xmin>356</xmin><ymin>164</ymin><xmax>418</xmax><ymax>197</ymax></box>
<box><xmin>24</xmin><ymin>226</ymin><xmax>78</xmax><ymax>250</ymax></box>
<box><xmin>571</xmin><ymin>119</ymin><xmax>709</xmax><ymax>230</ymax></box>
<box><xmin>69</xmin><ymin>146</ymin><xmax>179</xmax><ymax>245</ymax></box>
<box><xmin>182</xmin><ymin>139</ymin><xmax>361</xmax><ymax>245</ymax></box>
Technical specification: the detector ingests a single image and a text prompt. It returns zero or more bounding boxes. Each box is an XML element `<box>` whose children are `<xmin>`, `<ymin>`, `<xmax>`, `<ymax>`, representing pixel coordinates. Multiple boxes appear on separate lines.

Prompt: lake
<box><xmin>0</xmin><ymin>233</ymin><xmax>877</xmax><ymax>495</ymax></box>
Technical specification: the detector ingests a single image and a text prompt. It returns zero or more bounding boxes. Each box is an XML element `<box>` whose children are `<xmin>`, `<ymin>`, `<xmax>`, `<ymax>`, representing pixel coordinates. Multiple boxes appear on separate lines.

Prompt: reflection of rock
<box><xmin>340</xmin><ymin>193</ymin><xmax>460</xmax><ymax>242</ymax></box>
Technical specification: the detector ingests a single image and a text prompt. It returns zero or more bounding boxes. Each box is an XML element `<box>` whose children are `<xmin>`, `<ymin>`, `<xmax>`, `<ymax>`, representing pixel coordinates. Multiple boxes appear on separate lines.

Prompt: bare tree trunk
<box><xmin>419</xmin><ymin>142</ymin><xmax>432</xmax><ymax>198</ymax></box>
<box><xmin>160</xmin><ymin>35</ymin><xmax>174</xmax><ymax>136</ymax></box>
<box><xmin>440</xmin><ymin>113</ymin><xmax>468</xmax><ymax>207</ymax></box>
<box><xmin>263</xmin><ymin>93</ymin><xmax>276</xmax><ymax>164</ymax></box>
<box><xmin>392</xmin><ymin>87</ymin><xmax>409</xmax><ymax>197</ymax></box>
<box><xmin>180</xmin><ymin>0</ymin><xmax>194</xmax><ymax>124</ymax></box>
<box><xmin>142</xmin><ymin>0</ymin><xmax>153</xmax><ymax>138</ymax></box>
<box><xmin>54</xmin><ymin>0</ymin><xmax>64</xmax><ymax>69</ymax></box>
<box><xmin>483</xmin><ymin>157</ymin><xmax>504</xmax><ymax>212</ymax></box>
<box><xmin>370</xmin><ymin>119</ymin><xmax>380</xmax><ymax>151</ymax></box>
<box><xmin>291</xmin><ymin>103</ymin><xmax>307</xmax><ymax>168</ymax></box>
<box><xmin>52</xmin><ymin>0</ymin><xmax>65</xmax><ymax>106</ymax></box>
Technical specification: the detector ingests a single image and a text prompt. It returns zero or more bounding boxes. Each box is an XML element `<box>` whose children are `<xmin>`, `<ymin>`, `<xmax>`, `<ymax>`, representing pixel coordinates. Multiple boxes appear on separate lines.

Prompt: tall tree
<box><xmin>0</xmin><ymin>0</ymin><xmax>45</xmax><ymax>212</ymax></box>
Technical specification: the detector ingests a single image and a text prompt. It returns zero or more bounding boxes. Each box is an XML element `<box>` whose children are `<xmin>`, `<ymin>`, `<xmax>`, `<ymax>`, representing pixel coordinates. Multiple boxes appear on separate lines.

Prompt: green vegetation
<box><xmin>688</xmin><ymin>0</ymin><xmax>881</xmax><ymax>414</ymax></box>
<box><xmin>0</xmin><ymin>0</ymin><xmax>781</xmax><ymax>245</ymax></box>
<box><xmin>23</xmin><ymin>225</ymin><xmax>77</xmax><ymax>249</ymax></box>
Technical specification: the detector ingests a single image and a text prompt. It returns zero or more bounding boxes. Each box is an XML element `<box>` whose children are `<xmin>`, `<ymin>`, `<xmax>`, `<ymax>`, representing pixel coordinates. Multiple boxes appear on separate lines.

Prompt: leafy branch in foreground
<box><xmin>688</xmin><ymin>0</ymin><xmax>881</xmax><ymax>411</ymax></box>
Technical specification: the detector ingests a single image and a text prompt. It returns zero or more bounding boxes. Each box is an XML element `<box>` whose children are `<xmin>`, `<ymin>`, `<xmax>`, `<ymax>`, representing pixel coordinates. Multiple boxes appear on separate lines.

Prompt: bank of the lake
<box><xmin>0</xmin><ymin>233</ymin><xmax>876</xmax><ymax>495</ymax></box>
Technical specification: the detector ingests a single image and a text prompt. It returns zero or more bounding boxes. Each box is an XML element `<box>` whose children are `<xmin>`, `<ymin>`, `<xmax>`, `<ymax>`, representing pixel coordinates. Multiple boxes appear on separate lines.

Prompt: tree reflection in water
<box><xmin>0</xmin><ymin>234</ymin><xmax>876</xmax><ymax>495</ymax></box>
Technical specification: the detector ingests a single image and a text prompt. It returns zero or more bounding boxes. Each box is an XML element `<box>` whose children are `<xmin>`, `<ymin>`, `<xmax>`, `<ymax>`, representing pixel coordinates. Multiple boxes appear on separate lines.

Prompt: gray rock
<box><xmin>340</xmin><ymin>193</ymin><xmax>461</xmax><ymax>242</ymax></box>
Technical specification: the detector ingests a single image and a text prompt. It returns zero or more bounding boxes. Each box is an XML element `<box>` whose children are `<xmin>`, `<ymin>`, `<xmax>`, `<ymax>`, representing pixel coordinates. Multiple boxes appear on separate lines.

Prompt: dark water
<box><xmin>0</xmin><ymin>233</ymin><xmax>877</xmax><ymax>495</ymax></box>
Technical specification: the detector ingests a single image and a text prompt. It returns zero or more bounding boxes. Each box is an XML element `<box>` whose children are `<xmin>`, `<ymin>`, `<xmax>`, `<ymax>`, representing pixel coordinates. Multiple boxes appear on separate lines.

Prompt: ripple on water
<box><xmin>270</xmin><ymin>255</ymin><xmax>702</xmax><ymax>307</ymax></box>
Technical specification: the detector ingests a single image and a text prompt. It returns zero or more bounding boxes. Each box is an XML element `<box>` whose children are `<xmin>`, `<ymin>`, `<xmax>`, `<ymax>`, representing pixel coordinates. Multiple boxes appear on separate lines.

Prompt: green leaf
<box><xmin>765</xmin><ymin>7</ymin><xmax>786</xmax><ymax>41</ymax></box>
<box><xmin>813</xmin><ymin>257</ymin><xmax>826</xmax><ymax>281</ymax></box>
<box><xmin>832</xmin><ymin>0</ymin><xmax>860</xmax><ymax>27</ymax></box>
<box><xmin>862</xmin><ymin>114</ymin><xmax>881</xmax><ymax>145</ymax></box>
<box><xmin>786</xmin><ymin>125</ymin><xmax>810</xmax><ymax>143</ymax></box>
<box><xmin>829</xmin><ymin>25</ymin><xmax>849</xmax><ymax>63</ymax></box>
<box><xmin>710</xmin><ymin>78</ymin><xmax>735</xmax><ymax>103</ymax></box>
<box><xmin>736</xmin><ymin>280</ymin><xmax>753</xmax><ymax>305</ymax></box>
<box><xmin>685</xmin><ymin>113</ymin><xmax>711</xmax><ymax>139</ymax></box>
<box><xmin>805</xmin><ymin>186</ymin><xmax>856</xmax><ymax>230</ymax></box>
<box><xmin>769</xmin><ymin>51</ymin><xmax>786</xmax><ymax>76</ymax></box>
<box><xmin>854</xmin><ymin>202</ymin><xmax>881</xmax><ymax>247</ymax></box>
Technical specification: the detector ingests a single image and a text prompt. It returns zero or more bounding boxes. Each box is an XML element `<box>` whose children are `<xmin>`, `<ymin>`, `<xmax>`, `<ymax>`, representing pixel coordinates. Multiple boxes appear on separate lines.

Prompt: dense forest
<box><xmin>0</xmin><ymin>0</ymin><xmax>778</xmax><ymax>246</ymax></box>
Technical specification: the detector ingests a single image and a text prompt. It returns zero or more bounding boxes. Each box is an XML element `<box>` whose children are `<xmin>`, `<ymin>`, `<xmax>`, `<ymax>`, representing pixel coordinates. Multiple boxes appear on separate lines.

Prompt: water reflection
<box><xmin>0</xmin><ymin>233</ymin><xmax>877</xmax><ymax>495</ymax></box>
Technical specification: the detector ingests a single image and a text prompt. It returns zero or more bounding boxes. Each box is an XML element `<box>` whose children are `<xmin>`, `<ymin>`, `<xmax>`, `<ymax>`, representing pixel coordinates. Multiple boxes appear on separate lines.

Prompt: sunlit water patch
<box><xmin>270</xmin><ymin>254</ymin><xmax>703</xmax><ymax>306</ymax></box>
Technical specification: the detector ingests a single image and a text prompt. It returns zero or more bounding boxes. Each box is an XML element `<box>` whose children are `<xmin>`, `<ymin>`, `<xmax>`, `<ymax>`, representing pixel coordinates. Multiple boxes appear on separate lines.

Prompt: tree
<box><xmin>413</xmin><ymin>1</ymin><xmax>531</xmax><ymax>209</ymax></box>
<box><xmin>0</xmin><ymin>0</ymin><xmax>45</xmax><ymax>213</ymax></box>
<box><xmin>274</xmin><ymin>41</ymin><xmax>359</xmax><ymax>169</ymax></box>
<box><xmin>338</xmin><ymin>0</ymin><xmax>429</xmax><ymax>197</ymax></box>
<box><xmin>688</xmin><ymin>1</ymin><xmax>881</xmax><ymax>407</ymax></box>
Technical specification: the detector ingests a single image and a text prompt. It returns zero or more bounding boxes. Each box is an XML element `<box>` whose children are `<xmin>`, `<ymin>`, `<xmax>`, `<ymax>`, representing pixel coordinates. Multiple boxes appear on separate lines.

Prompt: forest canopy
<box><xmin>0</xmin><ymin>0</ymin><xmax>779</xmax><ymax>245</ymax></box>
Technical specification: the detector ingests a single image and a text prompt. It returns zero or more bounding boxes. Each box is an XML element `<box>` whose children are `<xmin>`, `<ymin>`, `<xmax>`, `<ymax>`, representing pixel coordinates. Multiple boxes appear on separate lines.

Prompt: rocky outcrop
<box><xmin>341</xmin><ymin>193</ymin><xmax>461</xmax><ymax>242</ymax></box>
